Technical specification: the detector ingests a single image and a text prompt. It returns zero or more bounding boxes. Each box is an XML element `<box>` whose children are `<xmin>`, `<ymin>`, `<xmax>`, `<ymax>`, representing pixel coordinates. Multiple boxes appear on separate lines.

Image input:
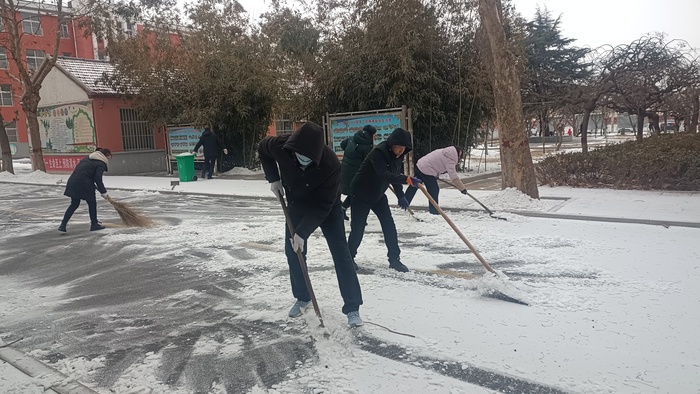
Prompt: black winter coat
<box><xmin>350</xmin><ymin>127</ymin><xmax>412</xmax><ymax>204</ymax></box>
<box><xmin>194</xmin><ymin>129</ymin><xmax>224</xmax><ymax>158</ymax></box>
<box><xmin>339</xmin><ymin>130</ymin><xmax>374</xmax><ymax>195</ymax></box>
<box><xmin>258</xmin><ymin>122</ymin><xmax>342</xmax><ymax>239</ymax></box>
<box><xmin>64</xmin><ymin>151</ymin><xmax>108</xmax><ymax>200</ymax></box>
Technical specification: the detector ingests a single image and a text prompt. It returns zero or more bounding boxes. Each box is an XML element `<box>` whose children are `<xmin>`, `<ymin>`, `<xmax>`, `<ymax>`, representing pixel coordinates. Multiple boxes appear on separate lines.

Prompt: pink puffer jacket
<box><xmin>417</xmin><ymin>146</ymin><xmax>460</xmax><ymax>179</ymax></box>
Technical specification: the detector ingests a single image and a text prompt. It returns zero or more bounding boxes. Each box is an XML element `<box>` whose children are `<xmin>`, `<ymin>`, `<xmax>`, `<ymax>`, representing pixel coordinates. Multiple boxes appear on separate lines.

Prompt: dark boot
<box><xmin>58</xmin><ymin>224</ymin><xmax>67</xmax><ymax>232</ymax></box>
<box><xmin>389</xmin><ymin>259</ymin><xmax>409</xmax><ymax>273</ymax></box>
<box><xmin>90</xmin><ymin>223</ymin><xmax>106</xmax><ymax>231</ymax></box>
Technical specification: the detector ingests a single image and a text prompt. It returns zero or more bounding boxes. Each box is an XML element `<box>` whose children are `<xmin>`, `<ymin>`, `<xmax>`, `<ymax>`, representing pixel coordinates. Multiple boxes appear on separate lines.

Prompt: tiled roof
<box><xmin>56</xmin><ymin>57</ymin><xmax>120</xmax><ymax>95</ymax></box>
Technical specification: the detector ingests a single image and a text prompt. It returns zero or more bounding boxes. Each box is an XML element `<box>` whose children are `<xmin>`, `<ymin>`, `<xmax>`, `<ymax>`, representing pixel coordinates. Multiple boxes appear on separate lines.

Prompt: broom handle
<box><xmin>416</xmin><ymin>183</ymin><xmax>497</xmax><ymax>275</ymax></box>
<box><xmin>437</xmin><ymin>178</ymin><xmax>495</xmax><ymax>215</ymax></box>
<box><xmin>277</xmin><ymin>193</ymin><xmax>325</xmax><ymax>327</ymax></box>
<box><xmin>388</xmin><ymin>185</ymin><xmax>418</xmax><ymax>218</ymax></box>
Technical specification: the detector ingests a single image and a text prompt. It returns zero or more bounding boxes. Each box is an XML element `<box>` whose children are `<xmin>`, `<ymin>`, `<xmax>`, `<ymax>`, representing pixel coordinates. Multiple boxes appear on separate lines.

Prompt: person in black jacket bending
<box><xmin>348</xmin><ymin>127</ymin><xmax>423</xmax><ymax>272</ymax></box>
<box><xmin>339</xmin><ymin>125</ymin><xmax>376</xmax><ymax>220</ymax></box>
<box><xmin>193</xmin><ymin>127</ymin><xmax>227</xmax><ymax>179</ymax></box>
<box><xmin>58</xmin><ymin>147</ymin><xmax>112</xmax><ymax>232</ymax></box>
<box><xmin>258</xmin><ymin>122</ymin><xmax>364</xmax><ymax>327</ymax></box>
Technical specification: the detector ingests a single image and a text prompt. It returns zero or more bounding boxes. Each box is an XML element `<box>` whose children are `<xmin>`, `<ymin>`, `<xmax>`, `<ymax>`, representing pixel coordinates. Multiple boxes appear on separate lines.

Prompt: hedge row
<box><xmin>537</xmin><ymin>133</ymin><xmax>700</xmax><ymax>190</ymax></box>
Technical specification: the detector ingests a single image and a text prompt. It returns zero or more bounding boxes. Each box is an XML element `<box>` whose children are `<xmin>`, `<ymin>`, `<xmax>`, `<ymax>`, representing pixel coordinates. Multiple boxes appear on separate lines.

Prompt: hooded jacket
<box><xmin>339</xmin><ymin>129</ymin><xmax>374</xmax><ymax>195</ymax></box>
<box><xmin>194</xmin><ymin>129</ymin><xmax>224</xmax><ymax>158</ymax></box>
<box><xmin>416</xmin><ymin>146</ymin><xmax>467</xmax><ymax>190</ymax></box>
<box><xmin>258</xmin><ymin>122</ymin><xmax>341</xmax><ymax>239</ymax></box>
<box><xmin>350</xmin><ymin>127</ymin><xmax>412</xmax><ymax>204</ymax></box>
<box><xmin>64</xmin><ymin>151</ymin><xmax>109</xmax><ymax>200</ymax></box>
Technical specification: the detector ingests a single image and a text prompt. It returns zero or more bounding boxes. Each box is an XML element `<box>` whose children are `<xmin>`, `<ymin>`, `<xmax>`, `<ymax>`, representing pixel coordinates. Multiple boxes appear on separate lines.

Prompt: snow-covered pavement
<box><xmin>1</xmin><ymin>170</ymin><xmax>699</xmax><ymax>394</ymax></box>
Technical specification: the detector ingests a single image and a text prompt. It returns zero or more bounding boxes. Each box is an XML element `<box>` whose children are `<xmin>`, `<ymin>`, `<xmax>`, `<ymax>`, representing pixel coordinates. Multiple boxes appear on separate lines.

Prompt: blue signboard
<box><xmin>329</xmin><ymin>112</ymin><xmax>403</xmax><ymax>157</ymax></box>
<box><xmin>167</xmin><ymin>126</ymin><xmax>204</xmax><ymax>160</ymax></box>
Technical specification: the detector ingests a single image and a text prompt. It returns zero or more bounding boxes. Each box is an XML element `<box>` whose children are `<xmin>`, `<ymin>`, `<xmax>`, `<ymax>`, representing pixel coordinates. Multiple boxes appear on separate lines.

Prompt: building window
<box><xmin>0</xmin><ymin>48</ymin><xmax>8</xmax><ymax>69</ymax></box>
<box><xmin>275</xmin><ymin>113</ymin><xmax>293</xmax><ymax>135</ymax></box>
<box><xmin>0</xmin><ymin>85</ymin><xmax>13</xmax><ymax>106</ymax></box>
<box><xmin>60</xmin><ymin>22</ymin><xmax>70</xmax><ymax>38</ymax></box>
<box><xmin>125</xmin><ymin>21</ymin><xmax>134</xmax><ymax>37</ymax></box>
<box><xmin>120</xmin><ymin>108</ymin><xmax>154</xmax><ymax>151</ymax></box>
<box><xmin>62</xmin><ymin>52</ymin><xmax>72</xmax><ymax>58</ymax></box>
<box><xmin>4</xmin><ymin>121</ymin><xmax>17</xmax><ymax>143</ymax></box>
<box><xmin>21</xmin><ymin>13</ymin><xmax>43</xmax><ymax>36</ymax></box>
<box><xmin>26</xmin><ymin>49</ymin><xmax>45</xmax><ymax>71</ymax></box>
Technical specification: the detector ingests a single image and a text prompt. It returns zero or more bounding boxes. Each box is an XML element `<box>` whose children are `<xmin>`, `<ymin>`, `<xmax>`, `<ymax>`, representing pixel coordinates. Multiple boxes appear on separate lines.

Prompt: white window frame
<box><xmin>26</xmin><ymin>49</ymin><xmax>45</xmax><ymax>71</ymax></box>
<box><xmin>21</xmin><ymin>13</ymin><xmax>43</xmax><ymax>36</ymax></box>
<box><xmin>0</xmin><ymin>48</ymin><xmax>8</xmax><ymax>69</ymax></box>
<box><xmin>0</xmin><ymin>85</ymin><xmax>13</xmax><ymax>106</ymax></box>
<box><xmin>276</xmin><ymin>113</ymin><xmax>294</xmax><ymax>135</ymax></box>
<box><xmin>4</xmin><ymin>121</ymin><xmax>17</xmax><ymax>143</ymax></box>
<box><xmin>60</xmin><ymin>21</ymin><xmax>69</xmax><ymax>38</ymax></box>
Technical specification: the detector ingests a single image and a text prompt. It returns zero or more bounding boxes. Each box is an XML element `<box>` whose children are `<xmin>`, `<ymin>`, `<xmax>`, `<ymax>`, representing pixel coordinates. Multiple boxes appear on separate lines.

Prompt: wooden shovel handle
<box><xmin>277</xmin><ymin>193</ymin><xmax>325</xmax><ymax>326</ymax></box>
<box><xmin>416</xmin><ymin>183</ymin><xmax>497</xmax><ymax>275</ymax></box>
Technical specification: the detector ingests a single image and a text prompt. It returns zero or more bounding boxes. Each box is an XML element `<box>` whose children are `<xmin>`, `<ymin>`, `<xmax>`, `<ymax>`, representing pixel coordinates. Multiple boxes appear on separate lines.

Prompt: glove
<box><xmin>223</xmin><ymin>149</ymin><xmax>228</xmax><ymax>155</ymax></box>
<box><xmin>101</xmin><ymin>193</ymin><xmax>109</xmax><ymax>199</ymax></box>
<box><xmin>461</xmin><ymin>189</ymin><xmax>468</xmax><ymax>195</ymax></box>
<box><xmin>398</xmin><ymin>196</ymin><xmax>409</xmax><ymax>210</ymax></box>
<box><xmin>289</xmin><ymin>233</ymin><xmax>304</xmax><ymax>252</ymax></box>
<box><xmin>270</xmin><ymin>180</ymin><xmax>284</xmax><ymax>197</ymax></box>
<box><xmin>406</xmin><ymin>176</ymin><xmax>423</xmax><ymax>188</ymax></box>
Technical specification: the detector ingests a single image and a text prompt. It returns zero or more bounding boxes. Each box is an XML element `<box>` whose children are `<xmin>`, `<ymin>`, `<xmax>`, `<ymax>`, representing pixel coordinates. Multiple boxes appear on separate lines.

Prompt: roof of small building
<box><xmin>55</xmin><ymin>57</ymin><xmax>121</xmax><ymax>95</ymax></box>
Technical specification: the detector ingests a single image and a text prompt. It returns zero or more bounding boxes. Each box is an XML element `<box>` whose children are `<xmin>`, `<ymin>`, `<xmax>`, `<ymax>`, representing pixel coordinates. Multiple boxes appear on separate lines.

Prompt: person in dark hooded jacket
<box><xmin>258</xmin><ymin>122</ymin><xmax>364</xmax><ymax>327</ymax></box>
<box><xmin>339</xmin><ymin>125</ymin><xmax>376</xmax><ymax>219</ymax></box>
<box><xmin>58</xmin><ymin>147</ymin><xmax>112</xmax><ymax>232</ymax></box>
<box><xmin>193</xmin><ymin>127</ymin><xmax>227</xmax><ymax>179</ymax></box>
<box><xmin>348</xmin><ymin>128</ymin><xmax>423</xmax><ymax>272</ymax></box>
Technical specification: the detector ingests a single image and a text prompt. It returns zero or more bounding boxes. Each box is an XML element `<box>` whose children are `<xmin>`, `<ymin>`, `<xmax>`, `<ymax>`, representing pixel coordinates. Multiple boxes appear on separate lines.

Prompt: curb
<box><xmin>0</xmin><ymin>339</ymin><xmax>97</xmax><ymax>394</ymax></box>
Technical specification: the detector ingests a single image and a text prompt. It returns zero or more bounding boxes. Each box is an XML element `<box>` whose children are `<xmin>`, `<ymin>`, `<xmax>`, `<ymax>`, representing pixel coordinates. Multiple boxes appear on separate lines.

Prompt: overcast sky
<box><xmin>198</xmin><ymin>0</ymin><xmax>700</xmax><ymax>51</ymax></box>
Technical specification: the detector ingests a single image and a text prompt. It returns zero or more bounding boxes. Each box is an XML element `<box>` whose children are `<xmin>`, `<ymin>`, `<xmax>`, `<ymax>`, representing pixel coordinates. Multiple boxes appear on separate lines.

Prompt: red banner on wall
<box><xmin>43</xmin><ymin>155</ymin><xmax>85</xmax><ymax>172</ymax></box>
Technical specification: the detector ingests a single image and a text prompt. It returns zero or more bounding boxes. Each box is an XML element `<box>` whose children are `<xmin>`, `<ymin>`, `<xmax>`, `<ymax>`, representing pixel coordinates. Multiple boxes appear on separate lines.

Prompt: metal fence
<box><xmin>120</xmin><ymin>108</ymin><xmax>154</xmax><ymax>151</ymax></box>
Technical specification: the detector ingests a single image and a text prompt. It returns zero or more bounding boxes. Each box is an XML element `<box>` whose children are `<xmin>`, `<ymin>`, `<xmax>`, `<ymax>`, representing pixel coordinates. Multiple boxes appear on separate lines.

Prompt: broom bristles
<box><xmin>106</xmin><ymin>197</ymin><xmax>154</xmax><ymax>227</ymax></box>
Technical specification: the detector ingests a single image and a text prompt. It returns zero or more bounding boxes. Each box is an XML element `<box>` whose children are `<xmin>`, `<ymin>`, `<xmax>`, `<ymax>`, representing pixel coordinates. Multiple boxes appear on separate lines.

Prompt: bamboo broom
<box><xmin>105</xmin><ymin>196</ymin><xmax>154</xmax><ymax>227</ymax></box>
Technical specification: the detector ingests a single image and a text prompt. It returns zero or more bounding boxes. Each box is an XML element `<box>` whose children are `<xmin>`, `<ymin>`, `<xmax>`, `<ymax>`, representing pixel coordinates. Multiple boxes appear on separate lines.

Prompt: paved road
<box><xmin>0</xmin><ymin>184</ymin><xmax>569</xmax><ymax>393</ymax></box>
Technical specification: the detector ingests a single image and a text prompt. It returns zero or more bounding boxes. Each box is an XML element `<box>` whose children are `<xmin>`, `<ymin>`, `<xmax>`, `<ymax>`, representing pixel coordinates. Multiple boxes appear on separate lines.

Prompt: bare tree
<box><xmin>0</xmin><ymin>0</ymin><xmax>70</xmax><ymax>171</ymax></box>
<box><xmin>478</xmin><ymin>0</ymin><xmax>539</xmax><ymax>198</ymax></box>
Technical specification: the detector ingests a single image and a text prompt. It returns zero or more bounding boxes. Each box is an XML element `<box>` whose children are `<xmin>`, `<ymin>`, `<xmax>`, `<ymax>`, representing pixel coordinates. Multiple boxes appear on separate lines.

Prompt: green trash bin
<box><xmin>175</xmin><ymin>153</ymin><xmax>197</xmax><ymax>182</ymax></box>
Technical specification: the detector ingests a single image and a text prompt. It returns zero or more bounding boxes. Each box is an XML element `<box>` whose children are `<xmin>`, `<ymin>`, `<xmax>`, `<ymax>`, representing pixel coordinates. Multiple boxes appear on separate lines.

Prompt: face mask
<box><xmin>295</xmin><ymin>152</ymin><xmax>313</xmax><ymax>167</ymax></box>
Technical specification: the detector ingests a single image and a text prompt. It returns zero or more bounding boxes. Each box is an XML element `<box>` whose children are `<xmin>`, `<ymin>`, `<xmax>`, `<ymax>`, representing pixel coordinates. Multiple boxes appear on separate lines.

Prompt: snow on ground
<box><xmin>1</xmin><ymin>160</ymin><xmax>699</xmax><ymax>393</ymax></box>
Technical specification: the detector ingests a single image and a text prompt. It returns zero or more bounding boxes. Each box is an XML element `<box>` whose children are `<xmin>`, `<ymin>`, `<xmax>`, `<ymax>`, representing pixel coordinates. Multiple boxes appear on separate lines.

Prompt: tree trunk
<box><xmin>478</xmin><ymin>0</ymin><xmax>539</xmax><ymax>198</ymax></box>
<box><xmin>690</xmin><ymin>95</ymin><xmax>699</xmax><ymax>133</ymax></box>
<box><xmin>636</xmin><ymin>109</ymin><xmax>646</xmax><ymax>142</ymax></box>
<box><xmin>22</xmin><ymin>92</ymin><xmax>46</xmax><ymax>172</ymax></box>
<box><xmin>580</xmin><ymin>105</ymin><xmax>594</xmax><ymax>153</ymax></box>
<box><xmin>0</xmin><ymin>112</ymin><xmax>14</xmax><ymax>174</ymax></box>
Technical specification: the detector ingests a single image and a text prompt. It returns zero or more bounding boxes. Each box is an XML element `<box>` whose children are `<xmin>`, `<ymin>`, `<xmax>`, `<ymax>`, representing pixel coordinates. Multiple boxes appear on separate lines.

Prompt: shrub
<box><xmin>537</xmin><ymin>133</ymin><xmax>700</xmax><ymax>190</ymax></box>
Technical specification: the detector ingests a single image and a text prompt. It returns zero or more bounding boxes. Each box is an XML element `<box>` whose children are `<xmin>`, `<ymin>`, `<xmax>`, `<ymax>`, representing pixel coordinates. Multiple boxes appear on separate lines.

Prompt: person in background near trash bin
<box><xmin>58</xmin><ymin>147</ymin><xmax>112</xmax><ymax>232</ymax></box>
<box><xmin>347</xmin><ymin>127</ymin><xmax>422</xmax><ymax>273</ymax></box>
<box><xmin>258</xmin><ymin>121</ymin><xmax>364</xmax><ymax>327</ymax></box>
<box><xmin>404</xmin><ymin>145</ymin><xmax>466</xmax><ymax>215</ymax></box>
<box><xmin>193</xmin><ymin>126</ymin><xmax>227</xmax><ymax>179</ymax></box>
<box><xmin>339</xmin><ymin>125</ymin><xmax>377</xmax><ymax>220</ymax></box>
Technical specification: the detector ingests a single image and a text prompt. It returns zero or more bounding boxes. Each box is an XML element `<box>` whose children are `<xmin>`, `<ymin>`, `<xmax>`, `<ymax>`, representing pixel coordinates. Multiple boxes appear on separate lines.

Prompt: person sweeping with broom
<box><xmin>58</xmin><ymin>147</ymin><xmax>112</xmax><ymax>232</ymax></box>
<box><xmin>258</xmin><ymin>122</ymin><xmax>364</xmax><ymax>327</ymax></box>
<box><xmin>403</xmin><ymin>145</ymin><xmax>467</xmax><ymax>215</ymax></box>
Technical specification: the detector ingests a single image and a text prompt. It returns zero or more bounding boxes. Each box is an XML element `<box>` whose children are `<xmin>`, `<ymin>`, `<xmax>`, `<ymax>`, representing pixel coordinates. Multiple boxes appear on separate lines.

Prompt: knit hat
<box><xmin>363</xmin><ymin>125</ymin><xmax>377</xmax><ymax>136</ymax></box>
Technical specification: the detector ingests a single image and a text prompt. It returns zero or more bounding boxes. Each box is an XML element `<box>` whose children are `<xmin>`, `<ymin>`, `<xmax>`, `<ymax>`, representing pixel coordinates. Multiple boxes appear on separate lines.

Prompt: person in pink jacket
<box><xmin>404</xmin><ymin>146</ymin><xmax>467</xmax><ymax>214</ymax></box>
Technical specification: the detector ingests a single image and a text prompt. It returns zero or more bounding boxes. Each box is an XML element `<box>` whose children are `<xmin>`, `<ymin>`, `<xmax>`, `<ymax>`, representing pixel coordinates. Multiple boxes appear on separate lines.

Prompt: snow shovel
<box><xmin>437</xmin><ymin>179</ymin><xmax>507</xmax><ymax>221</ymax></box>
<box><xmin>416</xmin><ymin>183</ymin><xmax>528</xmax><ymax>306</ymax></box>
<box><xmin>276</xmin><ymin>193</ymin><xmax>325</xmax><ymax>327</ymax></box>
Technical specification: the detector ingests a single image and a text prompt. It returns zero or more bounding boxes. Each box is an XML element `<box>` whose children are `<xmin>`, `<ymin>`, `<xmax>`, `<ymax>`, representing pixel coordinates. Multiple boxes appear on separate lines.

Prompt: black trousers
<box><xmin>347</xmin><ymin>194</ymin><xmax>400</xmax><ymax>263</ymax></box>
<box><xmin>202</xmin><ymin>156</ymin><xmax>216</xmax><ymax>179</ymax></box>
<box><xmin>285</xmin><ymin>202</ymin><xmax>363</xmax><ymax>314</ymax></box>
<box><xmin>341</xmin><ymin>195</ymin><xmax>353</xmax><ymax>209</ymax></box>
<box><xmin>61</xmin><ymin>196</ymin><xmax>98</xmax><ymax>226</ymax></box>
<box><xmin>404</xmin><ymin>166</ymin><xmax>440</xmax><ymax>214</ymax></box>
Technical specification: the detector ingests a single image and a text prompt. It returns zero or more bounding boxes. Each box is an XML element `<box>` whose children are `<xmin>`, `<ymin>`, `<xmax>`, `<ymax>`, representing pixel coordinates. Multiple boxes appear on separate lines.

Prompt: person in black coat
<box><xmin>258</xmin><ymin>122</ymin><xmax>364</xmax><ymax>327</ymax></box>
<box><xmin>348</xmin><ymin>127</ymin><xmax>423</xmax><ymax>272</ymax></box>
<box><xmin>193</xmin><ymin>127</ymin><xmax>227</xmax><ymax>179</ymax></box>
<box><xmin>339</xmin><ymin>125</ymin><xmax>376</xmax><ymax>219</ymax></box>
<box><xmin>58</xmin><ymin>148</ymin><xmax>112</xmax><ymax>232</ymax></box>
